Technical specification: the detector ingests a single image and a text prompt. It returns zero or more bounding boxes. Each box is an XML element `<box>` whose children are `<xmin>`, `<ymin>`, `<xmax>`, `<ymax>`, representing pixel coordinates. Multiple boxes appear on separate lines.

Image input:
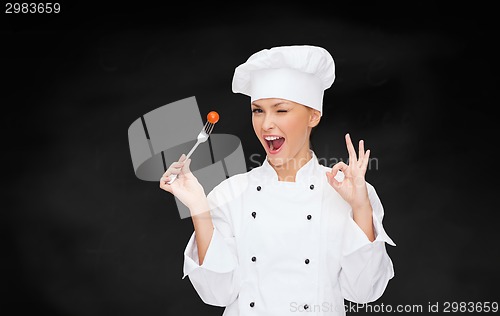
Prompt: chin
<box><xmin>267</xmin><ymin>153</ymin><xmax>290</xmax><ymax>167</ymax></box>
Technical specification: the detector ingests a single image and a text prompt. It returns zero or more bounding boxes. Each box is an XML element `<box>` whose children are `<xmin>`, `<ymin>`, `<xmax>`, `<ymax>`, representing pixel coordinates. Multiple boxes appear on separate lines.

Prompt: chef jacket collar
<box><xmin>261</xmin><ymin>149</ymin><xmax>321</xmax><ymax>183</ymax></box>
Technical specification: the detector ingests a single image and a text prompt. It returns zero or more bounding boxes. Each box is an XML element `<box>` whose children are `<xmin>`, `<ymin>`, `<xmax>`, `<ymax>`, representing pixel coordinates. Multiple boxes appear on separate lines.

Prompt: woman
<box><xmin>160</xmin><ymin>45</ymin><xmax>395</xmax><ymax>316</ymax></box>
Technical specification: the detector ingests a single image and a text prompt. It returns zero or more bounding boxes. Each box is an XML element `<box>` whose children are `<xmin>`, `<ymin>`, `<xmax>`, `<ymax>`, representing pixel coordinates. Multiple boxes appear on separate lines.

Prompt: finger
<box><xmin>159</xmin><ymin>178</ymin><xmax>172</xmax><ymax>193</ymax></box>
<box><xmin>332</xmin><ymin>161</ymin><xmax>348</xmax><ymax>174</ymax></box>
<box><xmin>334</xmin><ymin>161</ymin><xmax>351</xmax><ymax>178</ymax></box>
<box><xmin>362</xmin><ymin>149</ymin><xmax>371</xmax><ymax>170</ymax></box>
<box><xmin>358</xmin><ymin>140</ymin><xmax>364</xmax><ymax>165</ymax></box>
<box><xmin>165</xmin><ymin>165</ymin><xmax>183</xmax><ymax>178</ymax></box>
<box><xmin>179</xmin><ymin>153</ymin><xmax>187</xmax><ymax>162</ymax></box>
<box><xmin>160</xmin><ymin>176</ymin><xmax>170</xmax><ymax>183</ymax></box>
<box><xmin>345</xmin><ymin>133</ymin><xmax>357</xmax><ymax>165</ymax></box>
<box><xmin>164</xmin><ymin>161</ymin><xmax>185</xmax><ymax>177</ymax></box>
<box><xmin>170</xmin><ymin>161</ymin><xmax>185</xmax><ymax>169</ymax></box>
<box><xmin>180</xmin><ymin>158</ymin><xmax>192</xmax><ymax>177</ymax></box>
<box><xmin>163</xmin><ymin>167</ymin><xmax>180</xmax><ymax>178</ymax></box>
<box><xmin>170</xmin><ymin>158</ymin><xmax>186</xmax><ymax>170</ymax></box>
<box><xmin>179</xmin><ymin>158</ymin><xmax>191</xmax><ymax>177</ymax></box>
<box><xmin>326</xmin><ymin>171</ymin><xmax>341</xmax><ymax>190</ymax></box>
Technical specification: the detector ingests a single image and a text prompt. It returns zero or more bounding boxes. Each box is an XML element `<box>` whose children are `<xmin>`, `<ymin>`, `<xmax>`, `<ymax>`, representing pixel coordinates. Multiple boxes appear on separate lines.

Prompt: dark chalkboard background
<box><xmin>3</xmin><ymin>3</ymin><xmax>498</xmax><ymax>315</ymax></box>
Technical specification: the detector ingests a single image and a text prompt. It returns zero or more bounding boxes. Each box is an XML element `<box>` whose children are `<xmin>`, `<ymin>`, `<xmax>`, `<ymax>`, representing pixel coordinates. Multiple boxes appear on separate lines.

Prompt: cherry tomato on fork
<box><xmin>207</xmin><ymin>111</ymin><xmax>219</xmax><ymax>124</ymax></box>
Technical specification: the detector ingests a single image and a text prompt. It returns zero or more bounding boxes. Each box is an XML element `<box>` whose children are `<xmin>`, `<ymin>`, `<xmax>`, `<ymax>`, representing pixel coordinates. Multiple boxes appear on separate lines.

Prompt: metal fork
<box><xmin>167</xmin><ymin>120</ymin><xmax>215</xmax><ymax>184</ymax></box>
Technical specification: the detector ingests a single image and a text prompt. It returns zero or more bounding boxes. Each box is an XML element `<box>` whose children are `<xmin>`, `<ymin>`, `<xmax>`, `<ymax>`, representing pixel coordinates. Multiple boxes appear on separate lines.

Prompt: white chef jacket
<box><xmin>182</xmin><ymin>150</ymin><xmax>395</xmax><ymax>316</ymax></box>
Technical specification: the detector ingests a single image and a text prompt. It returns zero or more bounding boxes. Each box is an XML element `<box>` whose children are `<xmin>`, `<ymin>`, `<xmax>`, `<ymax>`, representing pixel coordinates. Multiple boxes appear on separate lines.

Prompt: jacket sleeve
<box><xmin>339</xmin><ymin>183</ymin><xmax>396</xmax><ymax>304</ymax></box>
<box><xmin>181</xmin><ymin>182</ymin><xmax>241</xmax><ymax>307</ymax></box>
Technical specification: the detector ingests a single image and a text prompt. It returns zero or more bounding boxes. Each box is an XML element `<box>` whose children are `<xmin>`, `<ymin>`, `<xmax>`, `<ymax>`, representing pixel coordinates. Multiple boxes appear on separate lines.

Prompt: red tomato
<box><xmin>207</xmin><ymin>111</ymin><xmax>219</xmax><ymax>124</ymax></box>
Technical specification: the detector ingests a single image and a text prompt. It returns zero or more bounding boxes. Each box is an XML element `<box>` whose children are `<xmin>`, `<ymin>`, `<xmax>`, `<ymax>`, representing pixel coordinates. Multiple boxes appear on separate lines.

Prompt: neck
<box><xmin>270</xmin><ymin>146</ymin><xmax>312</xmax><ymax>182</ymax></box>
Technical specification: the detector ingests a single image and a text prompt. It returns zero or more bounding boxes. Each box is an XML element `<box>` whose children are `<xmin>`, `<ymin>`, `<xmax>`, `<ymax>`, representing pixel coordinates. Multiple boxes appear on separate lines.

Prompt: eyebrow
<box><xmin>251</xmin><ymin>102</ymin><xmax>288</xmax><ymax>108</ymax></box>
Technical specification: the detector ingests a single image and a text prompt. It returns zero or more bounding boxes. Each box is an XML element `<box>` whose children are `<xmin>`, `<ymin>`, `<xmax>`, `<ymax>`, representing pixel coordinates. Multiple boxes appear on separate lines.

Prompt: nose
<box><xmin>262</xmin><ymin>113</ymin><xmax>275</xmax><ymax>131</ymax></box>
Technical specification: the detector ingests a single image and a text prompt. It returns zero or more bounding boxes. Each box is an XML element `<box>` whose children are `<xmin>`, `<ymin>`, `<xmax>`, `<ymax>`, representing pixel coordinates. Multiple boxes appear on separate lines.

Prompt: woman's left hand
<box><xmin>326</xmin><ymin>133</ymin><xmax>371</xmax><ymax>210</ymax></box>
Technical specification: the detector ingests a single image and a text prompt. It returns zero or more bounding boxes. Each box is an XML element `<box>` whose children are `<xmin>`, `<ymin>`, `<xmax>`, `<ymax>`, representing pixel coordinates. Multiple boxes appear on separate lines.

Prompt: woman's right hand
<box><xmin>159</xmin><ymin>154</ymin><xmax>207</xmax><ymax>212</ymax></box>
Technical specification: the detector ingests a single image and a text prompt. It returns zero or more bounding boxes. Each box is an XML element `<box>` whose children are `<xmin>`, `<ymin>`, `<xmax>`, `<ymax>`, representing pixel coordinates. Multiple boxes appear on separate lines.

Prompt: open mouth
<box><xmin>264</xmin><ymin>136</ymin><xmax>285</xmax><ymax>154</ymax></box>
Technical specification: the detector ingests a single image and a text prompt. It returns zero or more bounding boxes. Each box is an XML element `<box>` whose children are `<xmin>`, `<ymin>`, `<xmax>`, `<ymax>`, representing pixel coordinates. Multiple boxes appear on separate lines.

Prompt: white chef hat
<box><xmin>232</xmin><ymin>45</ymin><xmax>335</xmax><ymax>116</ymax></box>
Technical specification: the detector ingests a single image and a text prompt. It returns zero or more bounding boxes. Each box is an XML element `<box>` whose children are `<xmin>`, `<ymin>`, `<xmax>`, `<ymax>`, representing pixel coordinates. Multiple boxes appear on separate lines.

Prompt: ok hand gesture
<box><xmin>326</xmin><ymin>134</ymin><xmax>371</xmax><ymax>210</ymax></box>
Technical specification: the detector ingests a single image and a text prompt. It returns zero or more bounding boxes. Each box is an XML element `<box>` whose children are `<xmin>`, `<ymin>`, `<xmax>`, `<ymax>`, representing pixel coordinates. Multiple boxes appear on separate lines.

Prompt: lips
<box><xmin>263</xmin><ymin>135</ymin><xmax>285</xmax><ymax>154</ymax></box>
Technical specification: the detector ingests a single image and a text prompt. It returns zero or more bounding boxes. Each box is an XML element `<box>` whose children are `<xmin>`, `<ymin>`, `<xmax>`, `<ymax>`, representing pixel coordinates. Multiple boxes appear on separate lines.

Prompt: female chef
<box><xmin>160</xmin><ymin>45</ymin><xmax>396</xmax><ymax>316</ymax></box>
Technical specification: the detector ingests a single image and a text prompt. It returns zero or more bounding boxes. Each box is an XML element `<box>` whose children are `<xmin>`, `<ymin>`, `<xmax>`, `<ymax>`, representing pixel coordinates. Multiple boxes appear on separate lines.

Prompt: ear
<box><xmin>309</xmin><ymin>109</ymin><xmax>321</xmax><ymax>128</ymax></box>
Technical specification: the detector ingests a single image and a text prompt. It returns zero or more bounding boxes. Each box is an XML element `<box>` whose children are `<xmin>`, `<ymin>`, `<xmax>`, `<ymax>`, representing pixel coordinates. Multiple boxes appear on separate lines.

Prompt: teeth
<box><xmin>264</xmin><ymin>136</ymin><xmax>282</xmax><ymax>141</ymax></box>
